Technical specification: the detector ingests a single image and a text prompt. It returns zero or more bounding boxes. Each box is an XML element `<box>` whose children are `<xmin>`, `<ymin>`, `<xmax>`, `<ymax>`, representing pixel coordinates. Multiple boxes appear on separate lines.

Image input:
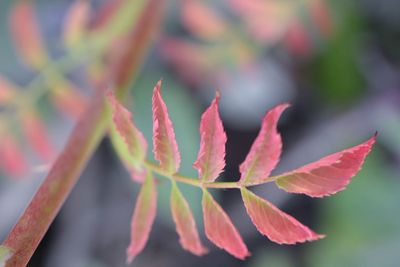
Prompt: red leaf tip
<box><xmin>215</xmin><ymin>90</ymin><xmax>221</xmax><ymax>100</ymax></box>
<box><xmin>261</xmin><ymin>103</ymin><xmax>290</xmax><ymax>123</ymax></box>
<box><xmin>155</xmin><ymin>79</ymin><xmax>163</xmax><ymax>92</ymax></box>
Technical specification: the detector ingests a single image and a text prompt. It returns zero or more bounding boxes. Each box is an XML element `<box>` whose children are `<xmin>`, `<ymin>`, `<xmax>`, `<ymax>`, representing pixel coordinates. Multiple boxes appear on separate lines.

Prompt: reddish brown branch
<box><xmin>2</xmin><ymin>1</ymin><xmax>166</xmax><ymax>265</ymax></box>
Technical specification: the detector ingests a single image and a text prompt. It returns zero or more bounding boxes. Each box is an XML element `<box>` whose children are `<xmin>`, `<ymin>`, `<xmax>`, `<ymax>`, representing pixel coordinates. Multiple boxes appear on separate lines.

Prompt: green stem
<box><xmin>144</xmin><ymin>159</ymin><xmax>279</xmax><ymax>189</ymax></box>
<box><xmin>144</xmin><ymin>160</ymin><xmax>241</xmax><ymax>189</ymax></box>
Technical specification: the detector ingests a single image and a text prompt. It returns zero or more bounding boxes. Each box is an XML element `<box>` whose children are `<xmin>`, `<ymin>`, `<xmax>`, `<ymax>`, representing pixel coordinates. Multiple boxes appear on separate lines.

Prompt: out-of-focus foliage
<box><xmin>311</xmin><ymin>2</ymin><xmax>366</xmax><ymax>103</ymax></box>
<box><xmin>161</xmin><ymin>0</ymin><xmax>333</xmax><ymax>88</ymax></box>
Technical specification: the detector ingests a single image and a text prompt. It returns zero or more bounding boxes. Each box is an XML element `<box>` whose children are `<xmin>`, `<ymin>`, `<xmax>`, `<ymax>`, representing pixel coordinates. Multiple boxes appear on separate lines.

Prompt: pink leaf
<box><xmin>284</xmin><ymin>20</ymin><xmax>312</xmax><ymax>56</ymax></box>
<box><xmin>309</xmin><ymin>0</ymin><xmax>333</xmax><ymax>37</ymax></box>
<box><xmin>50</xmin><ymin>85</ymin><xmax>87</xmax><ymax>120</ymax></box>
<box><xmin>127</xmin><ymin>172</ymin><xmax>157</xmax><ymax>263</ymax></box>
<box><xmin>0</xmin><ymin>76</ymin><xmax>17</xmax><ymax>104</ymax></box>
<box><xmin>181</xmin><ymin>0</ymin><xmax>227</xmax><ymax>40</ymax></box>
<box><xmin>107</xmin><ymin>91</ymin><xmax>147</xmax><ymax>171</ymax></box>
<box><xmin>9</xmin><ymin>1</ymin><xmax>47</xmax><ymax>68</ymax></box>
<box><xmin>241</xmin><ymin>187</ymin><xmax>324</xmax><ymax>244</ymax></box>
<box><xmin>152</xmin><ymin>80</ymin><xmax>181</xmax><ymax>174</ymax></box>
<box><xmin>170</xmin><ymin>182</ymin><xmax>208</xmax><ymax>256</ymax></box>
<box><xmin>202</xmin><ymin>189</ymin><xmax>249</xmax><ymax>259</ymax></box>
<box><xmin>63</xmin><ymin>0</ymin><xmax>91</xmax><ymax>47</ymax></box>
<box><xmin>160</xmin><ymin>38</ymin><xmax>209</xmax><ymax>86</ymax></box>
<box><xmin>89</xmin><ymin>0</ymin><xmax>123</xmax><ymax>32</ymax></box>
<box><xmin>21</xmin><ymin>111</ymin><xmax>55</xmax><ymax>162</ymax></box>
<box><xmin>0</xmin><ymin>133</ymin><xmax>27</xmax><ymax>177</ymax></box>
<box><xmin>193</xmin><ymin>92</ymin><xmax>226</xmax><ymax>182</ymax></box>
<box><xmin>239</xmin><ymin>104</ymin><xmax>289</xmax><ymax>185</ymax></box>
<box><xmin>275</xmin><ymin>134</ymin><xmax>377</xmax><ymax>197</ymax></box>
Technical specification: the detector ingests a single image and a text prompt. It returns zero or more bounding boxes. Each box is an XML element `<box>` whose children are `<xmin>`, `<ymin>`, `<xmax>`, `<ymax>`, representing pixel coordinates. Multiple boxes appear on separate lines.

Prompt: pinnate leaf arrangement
<box><xmin>107</xmin><ymin>80</ymin><xmax>376</xmax><ymax>263</ymax></box>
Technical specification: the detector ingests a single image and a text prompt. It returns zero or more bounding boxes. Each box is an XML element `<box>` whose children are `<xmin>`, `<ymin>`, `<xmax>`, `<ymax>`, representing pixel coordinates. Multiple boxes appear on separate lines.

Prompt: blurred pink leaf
<box><xmin>0</xmin><ymin>133</ymin><xmax>27</xmax><ymax>177</ymax></box>
<box><xmin>284</xmin><ymin>19</ymin><xmax>312</xmax><ymax>56</ymax></box>
<box><xmin>160</xmin><ymin>38</ymin><xmax>210</xmax><ymax>86</ymax></box>
<box><xmin>228</xmin><ymin>0</ymin><xmax>293</xmax><ymax>44</ymax></box>
<box><xmin>50</xmin><ymin>85</ymin><xmax>87</xmax><ymax>120</ymax></box>
<box><xmin>9</xmin><ymin>0</ymin><xmax>47</xmax><ymax>68</ymax></box>
<box><xmin>309</xmin><ymin>0</ymin><xmax>333</xmax><ymax>36</ymax></box>
<box><xmin>21</xmin><ymin>110</ymin><xmax>55</xmax><ymax>162</ymax></box>
<box><xmin>0</xmin><ymin>76</ymin><xmax>17</xmax><ymax>104</ymax></box>
<box><xmin>63</xmin><ymin>0</ymin><xmax>91</xmax><ymax>47</ymax></box>
<box><xmin>89</xmin><ymin>0</ymin><xmax>123</xmax><ymax>32</ymax></box>
<box><xmin>181</xmin><ymin>0</ymin><xmax>227</xmax><ymax>40</ymax></box>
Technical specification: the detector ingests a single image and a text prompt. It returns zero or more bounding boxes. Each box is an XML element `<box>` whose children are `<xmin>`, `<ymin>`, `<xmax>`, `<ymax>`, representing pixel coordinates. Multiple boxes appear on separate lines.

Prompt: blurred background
<box><xmin>0</xmin><ymin>0</ymin><xmax>400</xmax><ymax>266</ymax></box>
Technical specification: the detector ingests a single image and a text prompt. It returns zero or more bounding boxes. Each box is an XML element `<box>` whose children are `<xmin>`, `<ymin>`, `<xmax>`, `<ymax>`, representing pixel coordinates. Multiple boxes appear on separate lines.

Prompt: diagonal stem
<box><xmin>2</xmin><ymin>91</ymin><xmax>110</xmax><ymax>266</ymax></box>
<box><xmin>1</xmin><ymin>1</ymin><xmax>166</xmax><ymax>266</ymax></box>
